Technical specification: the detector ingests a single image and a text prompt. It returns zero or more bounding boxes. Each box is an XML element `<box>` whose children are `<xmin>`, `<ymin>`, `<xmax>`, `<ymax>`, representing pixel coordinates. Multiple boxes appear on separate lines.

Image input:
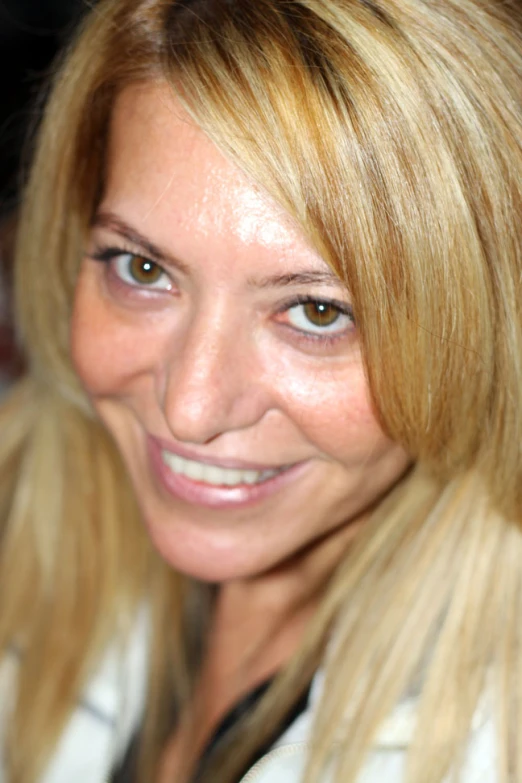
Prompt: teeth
<box><xmin>204</xmin><ymin>465</ymin><xmax>224</xmax><ymax>485</ymax></box>
<box><xmin>185</xmin><ymin>460</ymin><xmax>201</xmax><ymax>480</ymax></box>
<box><xmin>161</xmin><ymin>451</ymin><xmax>281</xmax><ymax>487</ymax></box>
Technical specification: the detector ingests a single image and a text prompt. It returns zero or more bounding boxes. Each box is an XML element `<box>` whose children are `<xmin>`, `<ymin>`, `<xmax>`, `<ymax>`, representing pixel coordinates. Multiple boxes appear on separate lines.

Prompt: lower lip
<box><xmin>147</xmin><ymin>438</ymin><xmax>308</xmax><ymax>510</ymax></box>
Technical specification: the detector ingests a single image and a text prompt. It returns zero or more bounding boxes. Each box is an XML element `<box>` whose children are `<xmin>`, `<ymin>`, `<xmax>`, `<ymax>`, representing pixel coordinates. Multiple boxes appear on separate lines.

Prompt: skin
<box><xmin>72</xmin><ymin>83</ymin><xmax>409</xmax><ymax>582</ymax></box>
<box><xmin>71</xmin><ymin>83</ymin><xmax>410</xmax><ymax>779</ymax></box>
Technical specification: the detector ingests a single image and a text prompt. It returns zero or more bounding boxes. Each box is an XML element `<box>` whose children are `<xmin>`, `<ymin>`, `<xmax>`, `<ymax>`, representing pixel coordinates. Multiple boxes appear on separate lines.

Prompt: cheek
<box><xmin>271</xmin><ymin>352</ymin><xmax>386</xmax><ymax>461</ymax></box>
<box><xmin>70</xmin><ymin>268</ymin><xmax>152</xmax><ymax>397</ymax></box>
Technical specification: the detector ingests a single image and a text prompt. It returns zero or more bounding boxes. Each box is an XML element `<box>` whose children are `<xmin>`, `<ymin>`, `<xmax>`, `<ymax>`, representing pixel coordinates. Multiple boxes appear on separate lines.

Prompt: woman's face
<box><xmin>71</xmin><ymin>84</ymin><xmax>410</xmax><ymax>582</ymax></box>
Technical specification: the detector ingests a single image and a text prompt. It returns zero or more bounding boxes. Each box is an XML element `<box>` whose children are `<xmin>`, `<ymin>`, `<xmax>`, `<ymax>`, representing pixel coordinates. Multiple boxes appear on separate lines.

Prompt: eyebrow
<box><xmin>249</xmin><ymin>270</ymin><xmax>341</xmax><ymax>289</ymax></box>
<box><xmin>92</xmin><ymin>211</ymin><xmax>342</xmax><ymax>290</ymax></box>
<box><xmin>92</xmin><ymin>211</ymin><xmax>191</xmax><ymax>275</ymax></box>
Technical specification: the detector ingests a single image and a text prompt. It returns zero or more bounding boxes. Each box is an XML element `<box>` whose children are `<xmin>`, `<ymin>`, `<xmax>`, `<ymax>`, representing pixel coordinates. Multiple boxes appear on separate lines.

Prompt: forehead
<box><xmin>104</xmin><ymin>83</ymin><xmax>311</xmax><ymax>256</ymax></box>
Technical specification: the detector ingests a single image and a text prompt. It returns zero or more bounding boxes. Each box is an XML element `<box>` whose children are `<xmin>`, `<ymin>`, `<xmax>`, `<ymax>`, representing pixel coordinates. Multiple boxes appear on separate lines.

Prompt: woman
<box><xmin>0</xmin><ymin>0</ymin><xmax>521</xmax><ymax>781</ymax></box>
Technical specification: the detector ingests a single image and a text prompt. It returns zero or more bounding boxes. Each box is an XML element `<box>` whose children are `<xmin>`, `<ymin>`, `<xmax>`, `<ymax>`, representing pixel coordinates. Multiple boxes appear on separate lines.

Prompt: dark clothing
<box><xmin>111</xmin><ymin>678</ymin><xmax>311</xmax><ymax>783</ymax></box>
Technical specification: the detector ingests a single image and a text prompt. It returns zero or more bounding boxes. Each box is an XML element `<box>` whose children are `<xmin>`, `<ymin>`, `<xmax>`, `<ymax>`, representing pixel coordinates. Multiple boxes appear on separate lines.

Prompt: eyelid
<box><xmin>88</xmin><ymin>244</ymin><xmax>354</xmax><ymax>339</ymax></box>
<box><xmin>276</xmin><ymin>294</ymin><xmax>354</xmax><ymax>320</ymax></box>
<box><xmin>275</xmin><ymin>294</ymin><xmax>356</xmax><ymax>344</ymax></box>
<box><xmin>88</xmin><ymin>244</ymin><xmax>173</xmax><ymax>291</ymax></box>
<box><xmin>89</xmin><ymin>243</ymin><xmax>162</xmax><ymax>266</ymax></box>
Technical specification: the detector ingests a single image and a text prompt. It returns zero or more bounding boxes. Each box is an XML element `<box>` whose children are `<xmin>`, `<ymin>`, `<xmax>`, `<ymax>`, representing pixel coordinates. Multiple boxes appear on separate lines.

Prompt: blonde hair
<box><xmin>2</xmin><ymin>0</ymin><xmax>522</xmax><ymax>781</ymax></box>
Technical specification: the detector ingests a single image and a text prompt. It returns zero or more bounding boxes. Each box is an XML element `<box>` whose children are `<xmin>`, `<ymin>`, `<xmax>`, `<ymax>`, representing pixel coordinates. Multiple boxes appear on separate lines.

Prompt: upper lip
<box><xmin>150</xmin><ymin>434</ymin><xmax>296</xmax><ymax>472</ymax></box>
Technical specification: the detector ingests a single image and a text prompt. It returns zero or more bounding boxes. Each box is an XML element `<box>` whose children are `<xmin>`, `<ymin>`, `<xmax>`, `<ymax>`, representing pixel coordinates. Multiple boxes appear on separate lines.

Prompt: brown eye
<box><xmin>303</xmin><ymin>301</ymin><xmax>340</xmax><ymax>327</ymax></box>
<box><xmin>113</xmin><ymin>254</ymin><xmax>171</xmax><ymax>290</ymax></box>
<box><xmin>129</xmin><ymin>256</ymin><xmax>164</xmax><ymax>284</ymax></box>
<box><xmin>285</xmin><ymin>299</ymin><xmax>353</xmax><ymax>338</ymax></box>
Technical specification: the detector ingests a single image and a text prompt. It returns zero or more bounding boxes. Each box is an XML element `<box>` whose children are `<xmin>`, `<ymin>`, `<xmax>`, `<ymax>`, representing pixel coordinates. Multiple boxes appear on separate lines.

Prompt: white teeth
<box><xmin>171</xmin><ymin>454</ymin><xmax>184</xmax><ymax>473</ymax></box>
<box><xmin>224</xmin><ymin>469</ymin><xmax>242</xmax><ymax>486</ymax></box>
<box><xmin>203</xmin><ymin>465</ymin><xmax>224</xmax><ymax>485</ymax></box>
<box><xmin>161</xmin><ymin>451</ymin><xmax>281</xmax><ymax>487</ymax></box>
<box><xmin>185</xmin><ymin>460</ymin><xmax>201</xmax><ymax>480</ymax></box>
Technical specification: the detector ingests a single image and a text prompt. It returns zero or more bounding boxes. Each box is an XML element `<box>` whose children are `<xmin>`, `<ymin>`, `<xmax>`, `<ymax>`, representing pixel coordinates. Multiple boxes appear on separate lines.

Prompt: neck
<box><xmin>207</xmin><ymin>513</ymin><xmax>365</xmax><ymax>686</ymax></box>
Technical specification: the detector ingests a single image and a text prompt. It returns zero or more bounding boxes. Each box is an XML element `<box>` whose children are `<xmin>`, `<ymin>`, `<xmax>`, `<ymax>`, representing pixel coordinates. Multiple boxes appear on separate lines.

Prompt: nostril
<box><xmin>160</xmin><ymin>364</ymin><xmax>233</xmax><ymax>445</ymax></box>
<box><xmin>158</xmin><ymin>347</ymin><xmax>271</xmax><ymax>446</ymax></box>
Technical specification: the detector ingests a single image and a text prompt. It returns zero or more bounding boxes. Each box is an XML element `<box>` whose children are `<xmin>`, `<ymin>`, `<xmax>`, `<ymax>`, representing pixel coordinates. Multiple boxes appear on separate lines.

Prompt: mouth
<box><xmin>147</xmin><ymin>437</ymin><xmax>305</xmax><ymax>510</ymax></box>
<box><xmin>160</xmin><ymin>451</ymin><xmax>285</xmax><ymax>488</ymax></box>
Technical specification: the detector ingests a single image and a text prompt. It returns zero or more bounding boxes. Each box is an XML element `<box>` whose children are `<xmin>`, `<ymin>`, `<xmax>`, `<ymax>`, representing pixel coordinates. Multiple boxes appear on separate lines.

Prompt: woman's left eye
<box><xmin>283</xmin><ymin>299</ymin><xmax>354</xmax><ymax>338</ymax></box>
<box><xmin>112</xmin><ymin>253</ymin><xmax>172</xmax><ymax>290</ymax></box>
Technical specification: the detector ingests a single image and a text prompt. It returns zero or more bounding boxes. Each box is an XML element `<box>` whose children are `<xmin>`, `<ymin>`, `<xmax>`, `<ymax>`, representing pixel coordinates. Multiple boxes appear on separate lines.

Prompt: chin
<box><xmin>143</xmin><ymin>514</ymin><xmax>269</xmax><ymax>583</ymax></box>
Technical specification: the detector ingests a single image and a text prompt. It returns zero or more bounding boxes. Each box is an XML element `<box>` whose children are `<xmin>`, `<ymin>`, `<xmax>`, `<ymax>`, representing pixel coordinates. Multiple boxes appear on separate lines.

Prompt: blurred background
<box><xmin>0</xmin><ymin>0</ymin><xmax>88</xmax><ymax>389</ymax></box>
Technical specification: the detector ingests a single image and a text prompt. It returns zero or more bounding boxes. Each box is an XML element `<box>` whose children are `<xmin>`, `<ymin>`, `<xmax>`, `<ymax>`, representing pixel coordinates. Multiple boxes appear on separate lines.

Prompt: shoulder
<box><xmin>238</xmin><ymin>672</ymin><xmax>498</xmax><ymax>783</ymax></box>
<box><xmin>0</xmin><ymin>608</ymin><xmax>149</xmax><ymax>783</ymax></box>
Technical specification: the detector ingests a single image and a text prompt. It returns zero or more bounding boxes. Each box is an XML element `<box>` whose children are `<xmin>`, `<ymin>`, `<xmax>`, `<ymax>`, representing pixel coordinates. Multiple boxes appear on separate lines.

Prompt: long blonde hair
<box><xmin>2</xmin><ymin>0</ymin><xmax>522</xmax><ymax>781</ymax></box>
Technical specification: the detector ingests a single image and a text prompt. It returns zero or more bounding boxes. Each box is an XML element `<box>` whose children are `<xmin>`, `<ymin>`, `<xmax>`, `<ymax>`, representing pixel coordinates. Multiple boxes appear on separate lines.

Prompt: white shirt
<box><xmin>239</xmin><ymin>671</ymin><xmax>497</xmax><ymax>783</ymax></box>
<box><xmin>0</xmin><ymin>610</ymin><xmax>149</xmax><ymax>783</ymax></box>
<box><xmin>0</xmin><ymin>622</ymin><xmax>497</xmax><ymax>783</ymax></box>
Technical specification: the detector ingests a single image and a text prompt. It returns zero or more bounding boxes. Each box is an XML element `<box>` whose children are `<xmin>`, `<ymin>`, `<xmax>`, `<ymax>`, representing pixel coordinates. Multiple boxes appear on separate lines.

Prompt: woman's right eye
<box><xmin>90</xmin><ymin>248</ymin><xmax>172</xmax><ymax>291</ymax></box>
<box><xmin>113</xmin><ymin>253</ymin><xmax>172</xmax><ymax>289</ymax></box>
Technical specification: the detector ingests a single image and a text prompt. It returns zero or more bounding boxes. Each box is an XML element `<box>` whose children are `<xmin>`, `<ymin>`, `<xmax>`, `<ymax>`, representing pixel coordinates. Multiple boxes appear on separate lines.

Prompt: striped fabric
<box><xmin>0</xmin><ymin>610</ymin><xmax>149</xmax><ymax>783</ymax></box>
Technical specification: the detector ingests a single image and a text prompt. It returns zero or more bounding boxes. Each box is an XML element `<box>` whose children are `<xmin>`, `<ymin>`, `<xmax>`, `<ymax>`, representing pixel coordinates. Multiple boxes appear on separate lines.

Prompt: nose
<box><xmin>158</xmin><ymin>310</ymin><xmax>271</xmax><ymax>445</ymax></box>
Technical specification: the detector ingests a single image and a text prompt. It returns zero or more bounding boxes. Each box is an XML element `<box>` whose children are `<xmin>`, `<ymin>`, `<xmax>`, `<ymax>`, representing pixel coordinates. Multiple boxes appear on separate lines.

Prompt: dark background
<box><xmin>0</xmin><ymin>0</ymin><xmax>87</xmax><ymax>215</ymax></box>
<box><xmin>0</xmin><ymin>0</ymin><xmax>88</xmax><ymax>382</ymax></box>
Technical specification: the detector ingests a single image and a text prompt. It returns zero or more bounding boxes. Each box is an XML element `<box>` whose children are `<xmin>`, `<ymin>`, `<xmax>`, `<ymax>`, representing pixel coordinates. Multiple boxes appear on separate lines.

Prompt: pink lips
<box><xmin>150</xmin><ymin>435</ymin><xmax>283</xmax><ymax>471</ymax></box>
<box><xmin>147</xmin><ymin>436</ymin><xmax>307</xmax><ymax>510</ymax></box>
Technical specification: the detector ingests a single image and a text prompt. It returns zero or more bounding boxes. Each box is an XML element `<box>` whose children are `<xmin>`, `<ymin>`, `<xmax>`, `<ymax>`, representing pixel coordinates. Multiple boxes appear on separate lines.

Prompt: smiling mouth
<box><xmin>161</xmin><ymin>451</ymin><xmax>286</xmax><ymax>488</ymax></box>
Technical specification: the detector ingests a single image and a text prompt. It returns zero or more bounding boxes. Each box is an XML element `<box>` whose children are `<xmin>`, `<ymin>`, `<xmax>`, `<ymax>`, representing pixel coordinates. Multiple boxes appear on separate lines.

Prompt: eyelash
<box><xmin>91</xmin><ymin>244</ymin><xmax>144</xmax><ymax>264</ymax></box>
<box><xmin>276</xmin><ymin>295</ymin><xmax>355</xmax><ymax>345</ymax></box>
<box><xmin>90</xmin><ymin>244</ymin><xmax>171</xmax><ymax>286</ymax></box>
<box><xmin>89</xmin><ymin>245</ymin><xmax>355</xmax><ymax>344</ymax></box>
